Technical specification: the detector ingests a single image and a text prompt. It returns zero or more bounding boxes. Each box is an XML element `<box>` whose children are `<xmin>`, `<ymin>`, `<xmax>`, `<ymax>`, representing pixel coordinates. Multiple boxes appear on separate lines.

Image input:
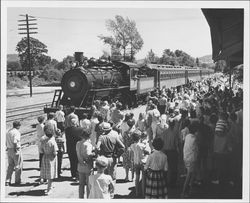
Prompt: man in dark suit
<box><xmin>65</xmin><ymin>118</ymin><xmax>83</xmax><ymax>180</ymax></box>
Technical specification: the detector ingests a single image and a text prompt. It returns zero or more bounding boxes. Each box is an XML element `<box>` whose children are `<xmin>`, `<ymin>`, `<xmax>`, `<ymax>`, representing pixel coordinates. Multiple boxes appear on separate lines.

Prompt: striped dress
<box><xmin>145</xmin><ymin>150</ymin><xmax>168</xmax><ymax>199</ymax></box>
<box><xmin>40</xmin><ymin>136</ymin><xmax>58</xmax><ymax>179</ymax></box>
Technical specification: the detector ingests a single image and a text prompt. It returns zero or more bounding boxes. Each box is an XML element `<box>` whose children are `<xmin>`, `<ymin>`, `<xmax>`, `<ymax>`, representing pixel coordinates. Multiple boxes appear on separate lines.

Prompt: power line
<box><xmin>34</xmin><ymin>16</ymin><xmax>103</xmax><ymax>22</ymax></box>
<box><xmin>33</xmin><ymin>15</ymin><xmax>201</xmax><ymax>23</ymax></box>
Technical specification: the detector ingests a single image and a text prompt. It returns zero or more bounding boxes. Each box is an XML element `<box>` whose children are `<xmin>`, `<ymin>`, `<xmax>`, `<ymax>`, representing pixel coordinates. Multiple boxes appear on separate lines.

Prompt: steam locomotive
<box><xmin>44</xmin><ymin>52</ymin><xmax>213</xmax><ymax>116</ymax></box>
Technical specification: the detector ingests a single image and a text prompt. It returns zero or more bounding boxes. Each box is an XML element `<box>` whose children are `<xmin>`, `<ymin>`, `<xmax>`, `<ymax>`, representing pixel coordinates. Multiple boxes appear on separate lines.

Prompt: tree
<box><xmin>160</xmin><ymin>49</ymin><xmax>178</xmax><ymax>65</ymax></box>
<box><xmin>36</xmin><ymin>54</ymin><xmax>51</xmax><ymax>70</ymax></box>
<box><xmin>16</xmin><ymin>37</ymin><xmax>49</xmax><ymax>70</ymax></box>
<box><xmin>145</xmin><ymin>49</ymin><xmax>158</xmax><ymax>63</ymax></box>
<box><xmin>7</xmin><ymin>61</ymin><xmax>22</xmax><ymax>71</ymax></box>
<box><xmin>196</xmin><ymin>57</ymin><xmax>200</xmax><ymax>66</ymax></box>
<box><xmin>99</xmin><ymin>15</ymin><xmax>143</xmax><ymax>61</ymax></box>
<box><xmin>55</xmin><ymin>55</ymin><xmax>74</xmax><ymax>71</ymax></box>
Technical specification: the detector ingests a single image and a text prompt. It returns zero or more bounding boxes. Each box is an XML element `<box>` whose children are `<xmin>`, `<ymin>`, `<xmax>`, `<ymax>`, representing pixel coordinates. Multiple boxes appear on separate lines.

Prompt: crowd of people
<box><xmin>5</xmin><ymin>73</ymin><xmax>243</xmax><ymax>199</ymax></box>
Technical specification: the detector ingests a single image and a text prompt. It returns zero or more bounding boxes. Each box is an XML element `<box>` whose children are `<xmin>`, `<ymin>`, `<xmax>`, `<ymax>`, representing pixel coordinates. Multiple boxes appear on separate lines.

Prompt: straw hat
<box><xmin>102</xmin><ymin>122</ymin><xmax>112</xmax><ymax>131</ymax></box>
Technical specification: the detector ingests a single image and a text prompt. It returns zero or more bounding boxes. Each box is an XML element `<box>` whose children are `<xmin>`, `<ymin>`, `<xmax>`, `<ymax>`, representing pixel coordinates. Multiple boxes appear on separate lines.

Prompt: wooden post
<box><xmin>26</xmin><ymin>14</ymin><xmax>32</xmax><ymax>97</ymax></box>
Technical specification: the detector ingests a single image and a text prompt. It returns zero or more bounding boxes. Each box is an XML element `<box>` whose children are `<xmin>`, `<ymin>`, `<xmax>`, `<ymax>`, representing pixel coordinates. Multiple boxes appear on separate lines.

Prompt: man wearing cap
<box><xmin>5</xmin><ymin>121</ymin><xmax>23</xmax><ymax>186</ymax></box>
<box><xmin>96</xmin><ymin>122</ymin><xmax>125</xmax><ymax>189</ymax></box>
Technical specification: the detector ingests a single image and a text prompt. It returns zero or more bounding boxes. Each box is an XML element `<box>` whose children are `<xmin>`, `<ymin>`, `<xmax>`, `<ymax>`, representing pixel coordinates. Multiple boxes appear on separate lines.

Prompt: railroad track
<box><xmin>6</xmin><ymin>102</ymin><xmax>51</xmax><ymax>123</ymax></box>
<box><xmin>7</xmin><ymin>90</ymin><xmax>56</xmax><ymax>97</ymax></box>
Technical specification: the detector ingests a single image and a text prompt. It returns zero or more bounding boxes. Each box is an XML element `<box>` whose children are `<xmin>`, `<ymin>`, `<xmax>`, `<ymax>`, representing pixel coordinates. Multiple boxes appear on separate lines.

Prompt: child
<box><xmin>144</xmin><ymin>138</ymin><xmax>168</xmax><ymax>199</ymax></box>
<box><xmin>40</xmin><ymin>124</ymin><xmax>58</xmax><ymax>195</ymax></box>
<box><xmin>88</xmin><ymin>156</ymin><xmax>115</xmax><ymax>199</ymax></box>
<box><xmin>130</xmin><ymin>130</ymin><xmax>151</xmax><ymax>197</ymax></box>
<box><xmin>76</xmin><ymin>131</ymin><xmax>95</xmax><ymax>198</ymax></box>
<box><xmin>55</xmin><ymin>129</ymin><xmax>65</xmax><ymax>178</ymax></box>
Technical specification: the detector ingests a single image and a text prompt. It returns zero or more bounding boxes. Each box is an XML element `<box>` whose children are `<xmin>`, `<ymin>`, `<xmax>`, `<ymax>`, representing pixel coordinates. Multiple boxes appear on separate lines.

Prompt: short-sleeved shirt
<box><xmin>6</xmin><ymin>128</ymin><xmax>21</xmax><ymax>149</ymax></box>
<box><xmin>145</xmin><ymin>150</ymin><xmax>168</xmax><ymax>171</ymax></box>
<box><xmin>76</xmin><ymin>139</ymin><xmax>93</xmax><ymax>173</ymax></box>
<box><xmin>98</xmin><ymin>130</ymin><xmax>125</xmax><ymax>158</ymax></box>
<box><xmin>89</xmin><ymin>173</ymin><xmax>113</xmax><ymax>199</ymax></box>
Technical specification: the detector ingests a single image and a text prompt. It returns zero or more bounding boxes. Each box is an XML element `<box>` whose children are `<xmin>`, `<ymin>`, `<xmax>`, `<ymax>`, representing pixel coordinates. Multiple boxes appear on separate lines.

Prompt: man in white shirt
<box><xmin>6</xmin><ymin>121</ymin><xmax>23</xmax><ymax>186</ymax></box>
<box><xmin>55</xmin><ymin>105</ymin><xmax>65</xmax><ymax>132</ymax></box>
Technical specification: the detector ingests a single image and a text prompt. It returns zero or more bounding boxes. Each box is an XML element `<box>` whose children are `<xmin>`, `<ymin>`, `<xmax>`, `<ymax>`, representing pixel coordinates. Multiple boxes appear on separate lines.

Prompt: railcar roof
<box><xmin>145</xmin><ymin>63</ymin><xmax>200</xmax><ymax>70</ymax></box>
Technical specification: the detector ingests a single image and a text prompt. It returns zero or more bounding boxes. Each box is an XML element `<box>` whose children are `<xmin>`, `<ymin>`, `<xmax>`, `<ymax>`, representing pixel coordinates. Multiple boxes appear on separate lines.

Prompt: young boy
<box><xmin>88</xmin><ymin>156</ymin><xmax>115</xmax><ymax>199</ymax></box>
<box><xmin>130</xmin><ymin>130</ymin><xmax>151</xmax><ymax>198</ymax></box>
<box><xmin>55</xmin><ymin>129</ymin><xmax>65</xmax><ymax>178</ymax></box>
<box><xmin>76</xmin><ymin>131</ymin><xmax>95</xmax><ymax>198</ymax></box>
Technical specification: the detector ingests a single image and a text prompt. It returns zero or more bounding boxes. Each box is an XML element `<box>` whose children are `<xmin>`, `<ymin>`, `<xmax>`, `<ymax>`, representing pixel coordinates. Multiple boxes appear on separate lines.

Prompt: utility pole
<box><xmin>18</xmin><ymin>14</ymin><xmax>38</xmax><ymax>97</ymax></box>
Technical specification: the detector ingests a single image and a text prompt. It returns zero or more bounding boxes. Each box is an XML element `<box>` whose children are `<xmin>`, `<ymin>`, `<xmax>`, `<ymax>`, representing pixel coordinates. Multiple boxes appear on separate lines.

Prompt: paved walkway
<box><xmin>3</xmin><ymin>144</ymin><xmax>242</xmax><ymax>201</ymax></box>
<box><xmin>4</xmin><ymin>144</ymin><xmax>136</xmax><ymax>200</ymax></box>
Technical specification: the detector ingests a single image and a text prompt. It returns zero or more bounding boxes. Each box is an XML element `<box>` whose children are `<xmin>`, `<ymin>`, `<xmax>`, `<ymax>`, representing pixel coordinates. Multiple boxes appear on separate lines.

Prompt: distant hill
<box><xmin>7</xmin><ymin>54</ymin><xmax>19</xmax><ymax>62</ymax></box>
<box><xmin>199</xmin><ymin>54</ymin><xmax>213</xmax><ymax>64</ymax></box>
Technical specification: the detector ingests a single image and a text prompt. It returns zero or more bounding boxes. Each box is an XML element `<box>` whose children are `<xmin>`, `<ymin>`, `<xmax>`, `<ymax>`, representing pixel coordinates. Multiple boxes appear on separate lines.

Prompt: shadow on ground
<box><xmin>24</xmin><ymin>158</ymin><xmax>39</xmax><ymax>162</ymax></box>
<box><xmin>9</xmin><ymin>189</ymin><xmax>45</xmax><ymax>196</ymax></box>
<box><xmin>23</xmin><ymin>168</ymin><xmax>40</xmax><ymax>171</ymax></box>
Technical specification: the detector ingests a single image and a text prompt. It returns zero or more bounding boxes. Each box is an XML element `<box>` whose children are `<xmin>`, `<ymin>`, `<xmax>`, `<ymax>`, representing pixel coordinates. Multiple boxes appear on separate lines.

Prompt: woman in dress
<box><xmin>144</xmin><ymin>138</ymin><xmax>168</xmax><ymax>199</ymax></box>
<box><xmin>122</xmin><ymin>118</ymin><xmax>135</xmax><ymax>181</ymax></box>
<box><xmin>40</xmin><ymin>124</ymin><xmax>58</xmax><ymax>195</ymax></box>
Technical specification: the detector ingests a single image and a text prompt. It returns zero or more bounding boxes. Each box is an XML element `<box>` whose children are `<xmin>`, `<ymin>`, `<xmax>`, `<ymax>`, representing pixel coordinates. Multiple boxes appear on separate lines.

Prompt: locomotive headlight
<box><xmin>70</xmin><ymin>81</ymin><xmax>76</xmax><ymax>88</ymax></box>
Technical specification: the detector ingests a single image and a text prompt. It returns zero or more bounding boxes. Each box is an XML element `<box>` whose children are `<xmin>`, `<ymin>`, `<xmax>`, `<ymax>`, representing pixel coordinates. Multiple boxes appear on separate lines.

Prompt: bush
<box><xmin>7</xmin><ymin>76</ymin><xmax>27</xmax><ymax>89</ymax></box>
<box><xmin>32</xmin><ymin>76</ymin><xmax>48</xmax><ymax>86</ymax></box>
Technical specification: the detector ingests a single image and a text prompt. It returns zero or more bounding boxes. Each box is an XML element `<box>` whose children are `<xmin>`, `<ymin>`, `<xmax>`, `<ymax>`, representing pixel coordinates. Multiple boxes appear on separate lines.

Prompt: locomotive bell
<box><xmin>74</xmin><ymin>52</ymin><xmax>84</xmax><ymax>64</ymax></box>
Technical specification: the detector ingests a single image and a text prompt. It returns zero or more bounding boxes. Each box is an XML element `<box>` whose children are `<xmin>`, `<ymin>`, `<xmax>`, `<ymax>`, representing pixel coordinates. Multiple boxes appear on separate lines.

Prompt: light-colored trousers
<box><xmin>6</xmin><ymin>148</ymin><xmax>23</xmax><ymax>183</ymax></box>
<box><xmin>151</xmin><ymin>121</ymin><xmax>158</xmax><ymax>140</ymax></box>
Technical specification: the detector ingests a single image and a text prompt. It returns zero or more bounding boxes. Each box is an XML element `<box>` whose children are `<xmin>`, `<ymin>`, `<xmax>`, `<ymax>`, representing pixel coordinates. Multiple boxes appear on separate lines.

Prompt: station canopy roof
<box><xmin>202</xmin><ymin>9</ymin><xmax>243</xmax><ymax>67</ymax></box>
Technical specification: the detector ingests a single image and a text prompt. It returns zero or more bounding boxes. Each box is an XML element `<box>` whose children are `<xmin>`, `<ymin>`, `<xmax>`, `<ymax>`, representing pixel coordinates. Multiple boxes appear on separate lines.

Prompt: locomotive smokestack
<box><xmin>74</xmin><ymin>52</ymin><xmax>84</xmax><ymax>65</ymax></box>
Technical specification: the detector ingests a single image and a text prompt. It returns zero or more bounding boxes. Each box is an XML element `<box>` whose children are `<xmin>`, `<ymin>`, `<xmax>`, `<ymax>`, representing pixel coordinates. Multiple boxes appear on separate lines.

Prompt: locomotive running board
<box><xmin>89</xmin><ymin>85</ymin><xmax>129</xmax><ymax>92</ymax></box>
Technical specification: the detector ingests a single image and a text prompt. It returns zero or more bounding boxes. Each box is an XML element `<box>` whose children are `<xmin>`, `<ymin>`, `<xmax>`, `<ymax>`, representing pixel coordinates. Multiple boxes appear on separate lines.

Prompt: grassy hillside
<box><xmin>7</xmin><ymin>54</ymin><xmax>19</xmax><ymax>62</ymax></box>
<box><xmin>199</xmin><ymin>54</ymin><xmax>213</xmax><ymax>64</ymax></box>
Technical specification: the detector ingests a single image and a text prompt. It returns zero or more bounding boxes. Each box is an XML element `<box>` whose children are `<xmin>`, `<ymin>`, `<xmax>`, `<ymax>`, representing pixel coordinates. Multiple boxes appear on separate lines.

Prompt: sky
<box><xmin>5</xmin><ymin>3</ymin><xmax>215</xmax><ymax>61</ymax></box>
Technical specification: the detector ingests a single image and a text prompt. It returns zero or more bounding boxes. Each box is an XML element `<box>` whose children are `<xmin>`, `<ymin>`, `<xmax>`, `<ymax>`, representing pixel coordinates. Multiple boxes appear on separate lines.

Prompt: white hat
<box><xmin>102</xmin><ymin>122</ymin><xmax>112</xmax><ymax>131</ymax></box>
<box><xmin>96</xmin><ymin>156</ymin><xmax>109</xmax><ymax>167</ymax></box>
